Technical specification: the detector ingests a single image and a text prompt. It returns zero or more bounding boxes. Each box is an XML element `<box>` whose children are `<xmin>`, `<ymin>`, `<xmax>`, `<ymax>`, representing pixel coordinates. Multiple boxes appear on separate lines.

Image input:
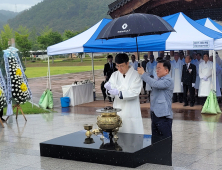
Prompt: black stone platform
<box><xmin>40</xmin><ymin>131</ymin><xmax>172</xmax><ymax>168</ymax></box>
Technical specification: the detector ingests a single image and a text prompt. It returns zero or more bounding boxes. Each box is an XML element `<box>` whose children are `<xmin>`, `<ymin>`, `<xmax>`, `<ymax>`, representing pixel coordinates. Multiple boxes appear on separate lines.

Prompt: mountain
<box><xmin>0</xmin><ymin>10</ymin><xmax>18</xmax><ymax>29</ymax></box>
<box><xmin>8</xmin><ymin>0</ymin><xmax>114</xmax><ymax>33</ymax></box>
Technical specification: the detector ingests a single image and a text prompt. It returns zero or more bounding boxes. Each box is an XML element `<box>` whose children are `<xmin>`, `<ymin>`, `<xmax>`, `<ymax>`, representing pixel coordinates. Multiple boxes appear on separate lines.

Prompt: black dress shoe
<box><xmin>1</xmin><ymin>118</ymin><xmax>5</xmax><ymax>122</ymax></box>
<box><xmin>109</xmin><ymin>100</ymin><xmax>112</xmax><ymax>102</ymax></box>
<box><xmin>179</xmin><ymin>100</ymin><xmax>183</xmax><ymax>103</ymax></box>
<box><xmin>183</xmin><ymin>103</ymin><xmax>188</xmax><ymax>106</ymax></box>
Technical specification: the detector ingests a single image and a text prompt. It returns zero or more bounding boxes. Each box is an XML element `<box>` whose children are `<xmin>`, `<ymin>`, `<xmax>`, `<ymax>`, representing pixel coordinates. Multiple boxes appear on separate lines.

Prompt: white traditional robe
<box><xmin>180</xmin><ymin>58</ymin><xmax>186</xmax><ymax>65</ymax></box>
<box><xmin>194</xmin><ymin>59</ymin><xmax>203</xmax><ymax>89</ymax></box>
<box><xmin>129</xmin><ymin>61</ymin><xmax>138</xmax><ymax>70</ymax></box>
<box><xmin>171</xmin><ymin>59</ymin><xmax>183</xmax><ymax>93</ymax></box>
<box><xmin>108</xmin><ymin>67</ymin><xmax>144</xmax><ymax>134</ymax></box>
<box><xmin>145</xmin><ymin>61</ymin><xmax>157</xmax><ymax>91</ymax></box>
<box><xmin>216</xmin><ymin>63</ymin><xmax>222</xmax><ymax>97</ymax></box>
<box><xmin>198</xmin><ymin>61</ymin><xmax>213</xmax><ymax>97</ymax></box>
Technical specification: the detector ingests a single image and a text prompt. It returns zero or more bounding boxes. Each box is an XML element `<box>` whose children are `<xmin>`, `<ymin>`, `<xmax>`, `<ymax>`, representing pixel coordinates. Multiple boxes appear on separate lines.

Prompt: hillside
<box><xmin>0</xmin><ymin>10</ymin><xmax>18</xmax><ymax>29</ymax></box>
<box><xmin>8</xmin><ymin>0</ymin><xmax>114</xmax><ymax>33</ymax></box>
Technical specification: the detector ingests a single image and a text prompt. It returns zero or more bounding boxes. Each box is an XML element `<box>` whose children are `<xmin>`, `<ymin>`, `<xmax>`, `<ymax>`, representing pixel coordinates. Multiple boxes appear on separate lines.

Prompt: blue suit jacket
<box><xmin>141</xmin><ymin>73</ymin><xmax>174</xmax><ymax>119</ymax></box>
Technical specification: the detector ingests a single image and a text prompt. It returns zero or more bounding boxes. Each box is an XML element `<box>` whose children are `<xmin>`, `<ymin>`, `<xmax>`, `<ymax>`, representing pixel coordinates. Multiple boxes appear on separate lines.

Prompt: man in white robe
<box><xmin>210</xmin><ymin>56</ymin><xmax>222</xmax><ymax>97</ymax></box>
<box><xmin>171</xmin><ymin>52</ymin><xmax>184</xmax><ymax>103</ymax></box>
<box><xmin>129</xmin><ymin>54</ymin><xmax>138</xmax><ymax>71</ymax></box>
<box><xmin>104</xmin><ymin>53</ymin><xmax>144</xmax><ymax>134</ymax></box>
<box><xmin>198</xmin><ymin>54</ymin><xmax>213</xmax><ymax>105</ymax></box>
<box><xmin>215</xmin><ymin>52</ymin><xmax>222</xmax><ymax>90</ymax></box>
<box><xmin>195</xmin><ymin>53</ymin><xmax>203</xmax><ymax>104</ymax></box>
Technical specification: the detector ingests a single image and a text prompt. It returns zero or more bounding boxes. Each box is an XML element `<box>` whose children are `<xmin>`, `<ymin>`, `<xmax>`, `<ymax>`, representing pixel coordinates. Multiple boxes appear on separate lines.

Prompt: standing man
<box><xmin>195</xmin><ymin>53</ymin><xmax>203</xmax><ymax>104</ymax></box>
<box><xmin>103</xmin><ymin>55</ymin><xmax>117</xmax><ymax>102</ymax></box>
<box><xmin>198</xmin><ymin>53</ymin><xmax>213</xmax><ymax>105</ymax></box>
<box><xmin>104</xmin><ymin>53</ymin><xmax>144</xmax><ymax>134</ymax></box>
<box><xmin>138</xmin><ymin>59</ymin><xmax>174</xmax><ymax>140</ymax></box>
<box><xmin>181</xmin><ymin>55</ymin><xmax>196</xmax><ymax>107</ymax></box>
<box><xmin>129</xmin><ymin>54</ymin><xmax>138</xmax><ymax>70</ymax></box>
<box><xmin>179</xmin><ymin>51</ymin><xmax>185</xmax><ymax>65</ymax></box>
<box><xmin>171</xmin><ymin>52</ymin><xmax>184</xmax><ymax>103</ymax></box>
<box><xmin>209</xmin><ymin>55</ymin><xmax>222</xmax><ymax>98</ymax></box>
<box><xmin>142</xmin><ymin>54</ymin><xmax>149</xmax><ymax>94</ymax></box>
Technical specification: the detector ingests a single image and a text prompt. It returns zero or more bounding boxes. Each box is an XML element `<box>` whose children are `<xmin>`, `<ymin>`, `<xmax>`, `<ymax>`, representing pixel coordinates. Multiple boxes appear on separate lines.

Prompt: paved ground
<box><xmin>1</xmin><ymin>111</ymin><xmax>222</xmax><ymax>170</ymax></box>
<box><xmin>2</xmin><ymin>70</ymin><xmax>220</xmax><ymax>169</ymax></box>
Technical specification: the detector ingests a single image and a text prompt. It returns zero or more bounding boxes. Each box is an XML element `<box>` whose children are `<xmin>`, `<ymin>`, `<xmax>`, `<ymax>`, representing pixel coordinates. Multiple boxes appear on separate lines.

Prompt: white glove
<box><xmin>181</xmin><ymin>82</ymin><xmax>183</xmax><ymax>86</ymax></box>
<box><xmin>104</xmin><ymin>82</ymin><xmax>112</xmax><ymax>90</ymax></box>
<box><xmin>108</xmin><ymin>89</ymin><xmax>119</xmax><ymax>96</ymax></box>
<box><xmin>192</xmin><ymin>83</ymin><xmax>195</xmax><ymax>87</ymax></box>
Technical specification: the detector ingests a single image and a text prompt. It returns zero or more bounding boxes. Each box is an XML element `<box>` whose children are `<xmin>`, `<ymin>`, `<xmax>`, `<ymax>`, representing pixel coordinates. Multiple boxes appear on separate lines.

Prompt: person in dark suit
<box><xmin>103</xmin><ymin>55</ymin><xmax>117</xmax><ymax>102</ymax></box>
<box><xmin>181</xmin><ymin>55</ymin><xmax>196</xmax><ymax>107</ymax></box>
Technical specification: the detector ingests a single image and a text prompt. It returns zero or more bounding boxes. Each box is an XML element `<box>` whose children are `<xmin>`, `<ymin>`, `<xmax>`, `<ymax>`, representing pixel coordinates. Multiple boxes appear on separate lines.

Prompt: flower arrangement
<box><xmin>0</xmin><ymin>87</ymin><xmax>6</xmax><ymax>110</ymax></box>
<box><xmin>8</xmin><ymin>57</ymin><xmax>30</xmax><ymax>104</ymax></box>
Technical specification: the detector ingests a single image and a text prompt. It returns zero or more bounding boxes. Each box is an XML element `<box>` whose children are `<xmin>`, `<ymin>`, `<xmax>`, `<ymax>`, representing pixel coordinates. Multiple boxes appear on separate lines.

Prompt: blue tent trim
<box><xmin>196</xmin><ymin>18</ymin><xmax>222</xmax><ymax>33</ymax></box>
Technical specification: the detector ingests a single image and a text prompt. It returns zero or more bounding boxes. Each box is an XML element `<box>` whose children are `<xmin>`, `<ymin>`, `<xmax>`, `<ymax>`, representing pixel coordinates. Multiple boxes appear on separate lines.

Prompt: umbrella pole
<box><xmin>136</xmin><ymin>37</ymin><xmax>140</xmax><ymax>63</ymax></box>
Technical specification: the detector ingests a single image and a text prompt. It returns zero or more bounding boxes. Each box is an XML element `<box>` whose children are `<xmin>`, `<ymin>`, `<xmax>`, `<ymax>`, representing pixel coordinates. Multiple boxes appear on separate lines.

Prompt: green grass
<box><xmin>3</xmin><ymin>102</ymin><xmax>50</xmax><ymax>115</ymax></box>
<box><xmin>26</xmin><ymin>66</ymin><xmax>104</xmax><ymax>78</ymax></box>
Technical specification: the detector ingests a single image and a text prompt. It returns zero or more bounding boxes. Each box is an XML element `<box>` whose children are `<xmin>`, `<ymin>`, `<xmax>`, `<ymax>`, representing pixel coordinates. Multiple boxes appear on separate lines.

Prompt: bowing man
<box><xmin>104</xmin><ymin>53</ymin><xmax>144</xmax><ymax>134</ymax></box>
<box><xmin>171</xmin><ymin>52</ymin><xmax>184</xmax><ymax>103</ymax></box>
<box><xmin>181</xmin><ymin>55</ymin><xmax>196</xmax><ymax>107</ymax></box>
<box><xmin>198</xmin><ymin>53</ymin><xmax>213</xmax><ymax>105</ymax></box>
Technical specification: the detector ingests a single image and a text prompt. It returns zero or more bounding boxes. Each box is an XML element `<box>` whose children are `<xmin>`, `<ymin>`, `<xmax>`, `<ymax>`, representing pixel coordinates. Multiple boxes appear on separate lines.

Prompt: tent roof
<box><xmin>47</xmin><ymin>12</ymin><xmax>222</xmax><ymax>55</ymax></box>
<box><xmin>196</xmin><ymin>18</ymin><xmax>222</xmax><ymax>33</ymax></box>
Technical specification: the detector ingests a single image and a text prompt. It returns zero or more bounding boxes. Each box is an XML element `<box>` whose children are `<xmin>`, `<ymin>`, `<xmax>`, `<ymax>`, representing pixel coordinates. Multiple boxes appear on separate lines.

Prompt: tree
<box><xmin>16</xmin><ymin>25</ymin><xmax>30</xmax><ymax>35</ymax></box>
<box><xmin>38</xmin><ymin>31</ymin><xmax>63</xmax><ymax>63</ymax></box>
<box><xmin>15</xmin><ymin>32</ymin><xmax>32</xmax><ymax>65</ymax></box>
<box><xmin>0</xmin><ymin>24</ymin><xmax>14</xmax><ymax>50</ymax></box>
<box><xmin>29</xmin><ymin>27</ymin><xmax>40</xmax><ymax>51</ymax></box>
<box><xmin>63</xmin><ymin>30</ymin><xmax>80</xmax><ymax>40</ymax></box>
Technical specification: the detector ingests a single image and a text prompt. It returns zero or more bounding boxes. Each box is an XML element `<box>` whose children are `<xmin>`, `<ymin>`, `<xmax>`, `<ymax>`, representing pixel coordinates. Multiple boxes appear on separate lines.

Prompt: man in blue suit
<box><xmin>138</xmin><ymin>59</ymin><xmax>174</xmax><ymax>139</ymax></box>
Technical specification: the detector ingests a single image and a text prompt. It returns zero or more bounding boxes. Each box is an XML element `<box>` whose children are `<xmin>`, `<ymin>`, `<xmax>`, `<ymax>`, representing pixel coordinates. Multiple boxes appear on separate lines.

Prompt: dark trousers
<box><xmin>0</xmin><ymin>109</ymin><xmax>3</xmax><ymax>118</ymax></box>
<box><xmin>201</xmin><ymin>97</ymin><xmax>207</xmax><ymax>105</ymax></box>
<box><xmin>183</xmin><ymin>84</ymin><xmax>195</xmax><ymax>105</ymax></box>
<box><xmin>143</xmin><ymin>81</ymin><xmax>146</xmax><ymax>94</ymax></box>
<box><xmin>151</xmin><ymin>112</ymin><xmax>172</xmax><ymax>141</ymax></box>
<box><xmin>173</xmin><ymin>93</ymin><xmax>183</xmax><ymax>102</ymax></box>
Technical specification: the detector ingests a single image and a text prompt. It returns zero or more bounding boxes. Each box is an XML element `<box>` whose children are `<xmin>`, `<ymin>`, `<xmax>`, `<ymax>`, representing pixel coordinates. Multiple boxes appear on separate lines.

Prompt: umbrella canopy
<box><xmin>96</xmin><ymin>13</ymin><xmax>175</xmax><ymax>40</ymax></box>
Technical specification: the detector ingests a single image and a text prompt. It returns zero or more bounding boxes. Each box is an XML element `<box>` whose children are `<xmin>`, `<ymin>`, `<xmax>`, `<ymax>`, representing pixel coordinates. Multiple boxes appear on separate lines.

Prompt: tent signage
<box><xmin>193</xmin><ymin>41</ymin><xmax>210</xmax><ymax>48</ymax></box>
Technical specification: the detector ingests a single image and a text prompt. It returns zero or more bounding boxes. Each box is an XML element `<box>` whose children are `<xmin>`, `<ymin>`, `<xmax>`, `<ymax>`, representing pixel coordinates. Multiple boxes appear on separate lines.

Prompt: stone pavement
<box><xmin>1</xmin><ymin>111</ymin><xmax>222</xmax><ymax>170</ymax></box>
<box><xmin>9</xmin><ymin>70</ymin><xmax>221</xmax><ymax>170</ymax></box>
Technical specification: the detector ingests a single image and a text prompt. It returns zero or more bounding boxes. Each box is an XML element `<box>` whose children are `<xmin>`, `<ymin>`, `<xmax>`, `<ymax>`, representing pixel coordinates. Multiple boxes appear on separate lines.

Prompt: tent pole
<box><xmin>92</xmin><ymin>53</ymin><xmax>95</xmax><ymax>85</ymax></box>
<box><xmin>48</xmin><ymin>55</ymin><xmax>51</xmax><ymax>90</ymax></box>
<box><xmin>213</xmin><ymin>50</ymin><xmax>217</xmax><ymax>91</ymax></box>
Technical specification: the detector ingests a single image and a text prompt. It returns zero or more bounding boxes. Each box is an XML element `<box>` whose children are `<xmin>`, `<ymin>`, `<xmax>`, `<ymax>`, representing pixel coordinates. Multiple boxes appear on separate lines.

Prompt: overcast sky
<box><xmin>0</xmin><ymin>0</ymin><xmax>43</xmax><ymax>12</ymax></box>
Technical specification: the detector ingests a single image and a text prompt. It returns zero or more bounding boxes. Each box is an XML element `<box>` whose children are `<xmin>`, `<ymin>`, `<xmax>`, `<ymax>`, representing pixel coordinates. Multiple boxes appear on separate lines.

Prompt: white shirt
<box><xmin>129</xmin><ymin>61</ymin><xmax>138</xmax><ymax>70</ymax></box>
